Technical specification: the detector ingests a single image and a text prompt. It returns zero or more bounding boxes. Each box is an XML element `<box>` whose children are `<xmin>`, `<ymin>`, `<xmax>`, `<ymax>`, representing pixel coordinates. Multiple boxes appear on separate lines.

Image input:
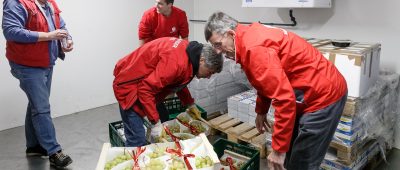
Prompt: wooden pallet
<box><xmin>208</xmin><ymin>114</ymin><xmax>269</xmax><ymax>158</ymax></box>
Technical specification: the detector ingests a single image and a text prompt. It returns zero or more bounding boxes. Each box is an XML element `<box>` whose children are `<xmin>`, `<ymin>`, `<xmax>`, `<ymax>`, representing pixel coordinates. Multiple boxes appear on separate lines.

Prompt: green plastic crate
<box><xmin>163</xmin><ymin>97</ymin><xmax>207</xmax><ymax>120</ymax></box>
<box><xmin>213</xmin><ymin>138</ymin><xmax>260</xmax><ymax>170</ymax></box>
<box><xmin>109</xmin><ymin>121</ymin><xmax>125</xmax><ymax>147</ymax></box>
<box><xmin>109</xmin><ymin>97</ymin><xmax>207</xmax><ymax>147</ymax></box>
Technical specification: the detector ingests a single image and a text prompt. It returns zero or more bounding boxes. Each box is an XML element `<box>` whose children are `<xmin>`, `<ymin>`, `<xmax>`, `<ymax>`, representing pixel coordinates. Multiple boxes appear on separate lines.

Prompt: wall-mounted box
<box><xmin>242</xmin><ymin>0</ymin><xmax>331</xmax><ymax>8</ymax></box>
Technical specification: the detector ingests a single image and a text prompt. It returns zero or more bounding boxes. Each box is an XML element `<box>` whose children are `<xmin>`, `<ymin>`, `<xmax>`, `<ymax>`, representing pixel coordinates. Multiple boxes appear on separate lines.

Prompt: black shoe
<box><xmin>26</xmin><ymin>145</ymin><xmax>48</xmax><ymax>157</ymax></box>
<box><xmin>49</xmin><ymin>150</ymin><xmax>73</xmax><ymax>168</ymax></box>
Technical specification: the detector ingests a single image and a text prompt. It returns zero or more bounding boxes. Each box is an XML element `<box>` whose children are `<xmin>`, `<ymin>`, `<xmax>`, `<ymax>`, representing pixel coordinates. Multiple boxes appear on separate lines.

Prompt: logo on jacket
<box><xmin>170</xmin><ymin>26</ymin><xmax>176</xmax><ymax>34</ymax></box>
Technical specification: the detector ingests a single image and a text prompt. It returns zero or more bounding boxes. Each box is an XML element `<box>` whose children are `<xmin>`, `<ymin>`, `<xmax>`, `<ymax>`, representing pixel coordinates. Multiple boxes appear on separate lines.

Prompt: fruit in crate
<box><xmin>168</xmin><ymin>123</ymin><xmax>180</xmax><ymax>133</ymax></box>
<box><xmin>195</xmin><ymin>156</ymin><xmax>213</xmax><ymax>169</ymax></box>
<box><xmin>104</xmin><ymin>153</ymin><xmax>131</xmax><ymax>170</ymax></box>
<box><xmin>145</xmin><ymin>159</ymin><xmax>166</xmax><ymax>170</ymax></box>
<box><xmin>176</xmin><ymin>133</ymin><xmax>193</xmax><ymax>140</ymax></box>
<box><xmin>169</xmin><ymin>158</ymin><xmax>186</xmax><ymax>170</ymax></box>
<box><xmin>220</xmin><ymin>157</ymin><xmax>245</xmax><ymax>169</ymax></box>
<box><xmin>148</xmin><ymin>147</ymin><xmax>166</xmax><ymax>159</ymax></box>
<box><xmin>177</xmin><ymin>114</ymin><xmax>190</xmax><ymax>124</ymax></box>
<box><xmin>190</xmin><ymin>121</ymin><xmax>206</xmax><ymax>135</ymax></box>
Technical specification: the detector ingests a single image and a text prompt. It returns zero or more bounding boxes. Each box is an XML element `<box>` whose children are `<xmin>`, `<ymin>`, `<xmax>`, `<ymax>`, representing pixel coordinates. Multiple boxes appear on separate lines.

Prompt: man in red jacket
<box><xmin>138</xmin><ymin>0</ymin><xmax>189</xmax><ymax>46</ymax></box>
<box><xmin>113</xmin><ymin>37</ymin><xmax>223</xmax><ymax>146</ymax></box>
<box><xmin>205</xmin><ymin>12</ymin><xmax>347</xmax><ymax>170</ymax></box>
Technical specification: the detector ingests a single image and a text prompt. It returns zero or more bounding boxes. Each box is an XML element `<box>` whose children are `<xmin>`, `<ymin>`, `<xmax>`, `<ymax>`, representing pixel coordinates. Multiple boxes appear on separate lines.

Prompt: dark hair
<box><xmin>165</xmin><ymin>0</ymin><xmax>174</xmax><ymax>5</ymax></box>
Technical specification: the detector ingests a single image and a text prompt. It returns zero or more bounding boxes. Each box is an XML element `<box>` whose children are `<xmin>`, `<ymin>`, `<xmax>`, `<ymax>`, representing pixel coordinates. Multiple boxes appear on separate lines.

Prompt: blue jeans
<box><xmin>9</xmin><ymin>62</ymin><xmax>61</xmax><ymax>155</ymax></box>
<box><xmin>119</xmin><ymin>106</ymin><xmax>146</xmax><ymax>147</ymax></box>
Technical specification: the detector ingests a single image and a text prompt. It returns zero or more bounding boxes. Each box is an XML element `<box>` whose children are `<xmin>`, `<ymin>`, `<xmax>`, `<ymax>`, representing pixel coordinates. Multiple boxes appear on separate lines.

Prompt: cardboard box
<box><xmin>317</xmin><ymin>42</ymin><xmax>381</xmax><ymax>97</ymax></box>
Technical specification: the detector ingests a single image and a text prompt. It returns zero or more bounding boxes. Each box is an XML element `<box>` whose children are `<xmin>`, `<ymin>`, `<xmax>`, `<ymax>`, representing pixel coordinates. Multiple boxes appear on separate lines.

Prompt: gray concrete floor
<box><xmin>0</xmin><ymin>103</ymin><xmax>398</xmax><ymax>170</ymax></box>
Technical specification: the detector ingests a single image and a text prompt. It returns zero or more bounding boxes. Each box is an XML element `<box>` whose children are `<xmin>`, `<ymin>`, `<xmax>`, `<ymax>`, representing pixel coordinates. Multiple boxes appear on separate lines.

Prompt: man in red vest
<box><xmin>2</xmin><ymin>0</ymin><xmax>73</xmax><ymax>168</ymax></box>
<box><xmin>205</xmin><ymin>12</ymin><xmax>347</xmax><ymax>170</ymax></box>
<box><xmin>113</xmin><ymin>37</ymin><xmax>222</xmax><ymax>146</ymax></box>
<box><xmin>138</xmin><ymin>0</ymin><xmax>189</xmax><ymax>46</ymax></box>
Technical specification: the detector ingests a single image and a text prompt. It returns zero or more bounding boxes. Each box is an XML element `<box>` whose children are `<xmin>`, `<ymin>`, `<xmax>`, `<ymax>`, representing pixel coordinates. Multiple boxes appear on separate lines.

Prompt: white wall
<box><xmin>0</xmin><ymin>0</ymin><xmax>193</xmax><ymax>131</ymax></box>
<box><xmin>191</xmin><ymin>0</ymin><xmax>400</xmax><ymax>148</ymax></box>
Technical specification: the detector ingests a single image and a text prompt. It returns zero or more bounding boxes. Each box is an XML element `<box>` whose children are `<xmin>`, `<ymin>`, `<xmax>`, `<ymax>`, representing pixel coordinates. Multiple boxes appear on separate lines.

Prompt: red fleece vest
<box><xmin>6</xmin><ymin>0</ymin><xmax>61</xmax><ymax>67</ymax></box>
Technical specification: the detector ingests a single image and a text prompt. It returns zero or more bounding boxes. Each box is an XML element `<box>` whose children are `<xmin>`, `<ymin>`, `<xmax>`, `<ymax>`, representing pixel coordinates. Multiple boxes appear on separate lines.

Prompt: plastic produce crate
<box><xmin>163</xmin><ymin>97</ymin><xmax>207</xmax><ymax>120</ymax></box>
<box><xmin>213</xmin><ymin>138</ymin><xmax>260</xmax><ymax>170</ymax></box>
<box><xmin>109</xmin><ymin>97</ymin><xmax>207</xmax><ymax>147</ymax></box>
<box><xmin>109</xmin><ymin>121</ymin><xmax>125</xmax><ymax>147</ymax></box>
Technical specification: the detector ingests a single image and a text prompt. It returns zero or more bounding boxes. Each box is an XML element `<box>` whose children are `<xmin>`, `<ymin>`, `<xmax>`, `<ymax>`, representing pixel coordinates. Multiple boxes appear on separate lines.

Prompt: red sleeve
<box><xmin>137</xmin><ymin>53</ymin><xmax>180</xmax><ymax>122</ymax></box>
<box><xmin>178</xmin><ymin>11</ymin><xmax>189</xmax><ymax>39</ymax></box>
<box><xmin>138</xmin><ymin>11</ymin><xmax>153</xmax><ymax>41</ymax></box>
<box><xmin>245</xmin><ymin>46</ymin><xmax>296</xmax><ymax>153</ymax></box>
<box><xmin>255</xmin><ymin>92</ymin><xmax>271</xmax><ymax>115</ymax></box>
<box><xmin>176</xmin><ymin>87</ymin><xmax>194</xmax><ymax>106</ymax></box>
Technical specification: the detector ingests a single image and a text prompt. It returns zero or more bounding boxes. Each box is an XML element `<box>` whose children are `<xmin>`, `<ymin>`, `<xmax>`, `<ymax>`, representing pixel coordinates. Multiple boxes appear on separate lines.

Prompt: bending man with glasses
<box><xmin>205</xmin><ymin>11</ymin><xmax>347</xmax><ymax>170</ymax></box>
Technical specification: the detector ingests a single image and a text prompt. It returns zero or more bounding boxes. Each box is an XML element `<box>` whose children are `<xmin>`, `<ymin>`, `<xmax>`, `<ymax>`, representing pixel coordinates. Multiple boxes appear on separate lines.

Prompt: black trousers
<box><xmin>284</xmin><ymin>93</ymin><xmax>347</xmax><ymax>170</ymax></box>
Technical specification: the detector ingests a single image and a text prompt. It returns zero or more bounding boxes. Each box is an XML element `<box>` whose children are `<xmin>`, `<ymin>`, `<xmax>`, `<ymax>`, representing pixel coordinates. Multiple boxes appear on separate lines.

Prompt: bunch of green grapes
<box><xmin>104</xmin><ymin>153</ymin><xmax>131</xmax><ymax>170</ymax></box>
<box><xmin>169</xmin><ymin>159</ymin><xmax>186</xmax><ymax>170</ymax></box>
<box><xmin>122</xmin><ymin>164</ymin><xmax>132</xmax><ymax>170</ymax></box>
<box><xmin>145</xmin><ymin>159</ymin><xmax>165</xmax><ymax>170</ymax></box>
<box><xmin>176</xmin><ymin>133</ymin><xmax>193</xmax><ymax>140</ymax></box>
<box><xmin>190</xmin><ymin>121</ymin><xmax>206</xmax><ymax>135</ymax></box>
<box><xmin>168</xmin><ymin>124</ymin><xmax>180</xmax><ymax>133</ymax></box>
<box><xmin>195</xmin><ymin>156</ymin><xmax>213</xmax><ymax>169</ymax></box>
<box><xmin>177</xmin><ymin>114</ymin><xmax>190</xmax><ymax>124</ymax></box>
<box><xmin>148</xmin><ymin>147</ymin><xmax>166</xmax><ymax>159</ymax></box>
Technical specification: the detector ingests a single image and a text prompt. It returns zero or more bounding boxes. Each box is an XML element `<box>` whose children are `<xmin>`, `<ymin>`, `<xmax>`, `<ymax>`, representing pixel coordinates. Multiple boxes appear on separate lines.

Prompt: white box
<box><xmin>196</xmin><ymin>95</ymin><xmax>217</xmax><ymax>107</ymax></box>
<box><xmin>242</xmin><ymin>0</ymin><xmax>331</xmax><ymax>8</ymax></box>
<box><xmin>238</xmin><ymin>99</ymin><xmax>252</xmax><ymax>114</ymax></box>
<box><xmin>318</xmin><ymin>42</ymin><xmax>381</xmax><ymax>97</ymax></box>
<box><xmin>215</xmin><ymin>71</ymin><xmax>234</xmax><ymax>86</ymax></box>
<box><xmin>189</xmin><ymin>88</ymin><xmax>216</xmax><ymax>99</ymax></box>
<box><xmin>238</xmin><ymin>113</ymin><xmax>249</xmax><ymax>123</ymax></box>
<box><xmin>203</xmin><ymin>102</ymin><xmax>227</xmax><ymax>114</ymax></box>
<box><xmin>248</xmin><ymin>102</ymin><xmax>257</xmax><ymax>117</ymax></box>
<box><xmin>188</xmin><ymin>78</ymin><xmax>216</xmax><ymax>90</ymax></box>
<box><xmin>248</xmin><ymin>116</ymin><xmax>256</xmax><ymax>126</ymax></box>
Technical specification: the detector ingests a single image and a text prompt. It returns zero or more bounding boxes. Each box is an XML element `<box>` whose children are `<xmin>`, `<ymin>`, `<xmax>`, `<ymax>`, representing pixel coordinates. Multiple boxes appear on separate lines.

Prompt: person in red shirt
<box><xmin>113</xmin><ymin>37</ymin><xmax>223</xmax><ymax>146</ymax></box>
<box><xmin>138</xmin><ymin>0</ymin><xmax>189</xmax><ymax>46</ymax></box>
<box><xmin>205</xmin><ymin>12</ymin><xmax>347</xmax><ymax>170</ymax></box>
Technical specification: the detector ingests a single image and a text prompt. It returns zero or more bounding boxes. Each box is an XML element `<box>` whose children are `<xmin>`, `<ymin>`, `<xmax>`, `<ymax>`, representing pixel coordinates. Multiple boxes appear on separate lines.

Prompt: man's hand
<box><xmin>38</xmin><ymin>29</ymin><xmax>68</xmax><ymax>42</ymax></box>
<box><xmin>62</xmin><ymin>39</ymin><xmax>74</xmax><ymax>52</ymax></box>
<box><xmin>255</xmin><ymin>114</ymin><xmax>272</xmax><ymax>133</ymax></box>
<box><xmin>150</xmin><ymin>121</ymin><xmax>163</xmax><ymax>142</ymax></box>
<box><xmin>267</xmin><ymin>150</ymin><xmax>286</xmax><ymax>170</ymax></box>
<box><xmin>186</xmin><ymin>104</ymin><xmax>201</xmax><ymax>120</ymax></box>
<box><xmin>48</xmin><ymin>29</ymin><xmax>68</xmax><ymax>40</ymax></box>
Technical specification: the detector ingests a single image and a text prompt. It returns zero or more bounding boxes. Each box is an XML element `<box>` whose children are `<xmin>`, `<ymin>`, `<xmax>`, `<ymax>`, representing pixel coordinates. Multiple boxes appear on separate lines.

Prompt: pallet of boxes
<box><xmin>206</xmin><ymin>89</ymin><xmax>275</xmax><ymax>159</ymax></box>
<box><xmin>305</xmin><ymin>38</ymin><xmax>400</xmax><ymax>170</ymax></box>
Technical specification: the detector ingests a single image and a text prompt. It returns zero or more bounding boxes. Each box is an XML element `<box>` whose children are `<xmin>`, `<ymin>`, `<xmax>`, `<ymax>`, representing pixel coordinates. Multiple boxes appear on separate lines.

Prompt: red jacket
<box><xmin>138</xmin><ymin>6</ymin><xmax>189</xmax><ymax>43</ymax></box>
<box><xmin>234</xmin><ymin>23</ymin><xmax>347</xmax><ymax>153</ymax></box>
<box><xmin>6</xmin><ymin>0</ymin><xmax>61</xmax><ymax>67</ymax></box>
<box><xmin>113</xmin><ymin>37</ymin><xmax>194</xmax><ymax>122</ymax></box>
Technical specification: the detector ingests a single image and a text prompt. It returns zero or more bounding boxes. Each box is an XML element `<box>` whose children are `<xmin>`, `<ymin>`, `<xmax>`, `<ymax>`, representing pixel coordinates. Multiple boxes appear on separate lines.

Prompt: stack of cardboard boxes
<box><xmin>304</xmin><ymin>38</ymin><xmax>398</xmax><ymax>169</ymax></box>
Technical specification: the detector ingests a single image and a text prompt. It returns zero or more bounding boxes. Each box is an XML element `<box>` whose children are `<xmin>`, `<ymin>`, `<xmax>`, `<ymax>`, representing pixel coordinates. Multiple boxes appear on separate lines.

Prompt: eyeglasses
<box><xmin>212</xmin><ymin>33</ymin><xmax>226</xmax><ymax>49</ymax></box>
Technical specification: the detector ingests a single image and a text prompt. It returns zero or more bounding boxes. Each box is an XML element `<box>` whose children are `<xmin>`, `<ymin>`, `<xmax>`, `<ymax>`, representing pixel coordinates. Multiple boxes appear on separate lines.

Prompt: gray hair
<box><xmin>204</xmin><ymin>11</ymin><xmax>238</xmax><ymax>41</ymax></box>
<box><xmin>201</xmin><ymin>44</ymin><xmax>223</xmax><ymax>73</ymax></box>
